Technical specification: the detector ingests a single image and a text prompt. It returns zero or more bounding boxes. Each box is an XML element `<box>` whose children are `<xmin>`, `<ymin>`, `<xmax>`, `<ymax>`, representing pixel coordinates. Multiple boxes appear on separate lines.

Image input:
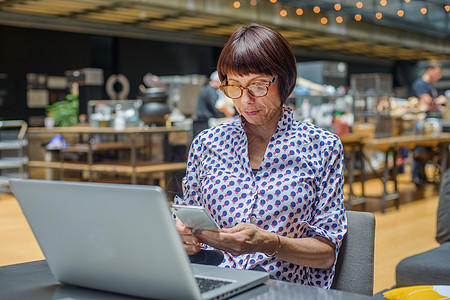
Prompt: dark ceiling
<box><xmin>0</xmin><ymin>0</ymin><xmax>449</xmax><ymax>65</ymax></box>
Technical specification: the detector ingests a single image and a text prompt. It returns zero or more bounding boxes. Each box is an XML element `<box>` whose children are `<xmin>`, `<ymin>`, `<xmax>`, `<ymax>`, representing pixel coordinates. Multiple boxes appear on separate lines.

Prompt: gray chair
<box><xmin>331</xmin><ymin>210</ymin><xmax>376</xmax><ymax>296</ymax></box>
<box><xmin>395</xmin><ymin>169</ymin><xmax>450</xmax><ymax>287</ymax></box>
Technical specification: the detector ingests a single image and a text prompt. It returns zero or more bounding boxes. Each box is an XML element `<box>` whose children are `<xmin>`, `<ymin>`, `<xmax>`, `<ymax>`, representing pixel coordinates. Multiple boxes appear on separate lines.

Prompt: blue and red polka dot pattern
<box><xmin>178</xmin><ymin>107</ymin><xmax>347</xmax><ymax>289</ymax></box>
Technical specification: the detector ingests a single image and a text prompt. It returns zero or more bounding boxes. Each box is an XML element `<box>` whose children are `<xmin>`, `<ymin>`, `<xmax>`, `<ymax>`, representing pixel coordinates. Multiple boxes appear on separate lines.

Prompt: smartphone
<box><xmin>171</xmin><ymin>204</ymin><xmax>220</xmax><ymax>232</ymax></box>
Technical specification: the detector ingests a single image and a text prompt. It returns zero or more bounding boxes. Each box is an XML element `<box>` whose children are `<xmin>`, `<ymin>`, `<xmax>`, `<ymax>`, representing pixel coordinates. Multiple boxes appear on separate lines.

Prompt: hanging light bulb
<box><xmin>334</xmin><ymin>3</ymin><xmax>341</xmax><ymax>11</ymax></box>
<box><xmin>139</xmin><ymin>10</ymin><xmax>147</xmax><ymax>18</ymax></box>
<box><xmin>404</xmin><ymin>0</ymin><xmax>410</xmax><ymax>3</ymax></box>
<box><xmin>280</xmin><ymin>9</ymin><xmax>287</xmax><ymax>17</ymax></box>
<box><xmin>336</xmin><ymin>16</ymin><xmax>343</xmax><ymax>23</ymax></box>
<box><xmin>356</xmin><ymin>1</ymin><xmax>363</xmax><ymax>9</ymax></box>
<box><xmin>313</xmin><ymin>6</ymin><xmax>321</xmax><ymax>13</ymax></box>
<box><xmin>397</xmin><ymin>9</ymin><xmax>404</xmax><ymax>17</ymax></box>
<box><xmin>270</xmin><ymin>0</ymin><xmax>277</xmax><ymax>3</ymax></box>
<box><xmin>320</xmin><ymin>17</ymin><xmax>328</xmax><ymax>24</ymax></box>
<box><xmin>376</xmin><ymin>12</ymin><xmax>383</xmax><ymax>19</ymax></box>
<box><xmin>380</xmin><ymin>0</ymin><xmax>387</xmax><ymax>6</ymax></box>
<box><xmin>296</xmin><ymin>8</ymin><xmax>304</xmax><ymax>15</ymax></box>
<box><xmin>355</xmin><ymin>14</ymin><xmax>362</xmax><ymax>21</ymax></box>
<box><xmin>445</xmin><ymin>5</ymin><xmax>450</xmax><ymax>12</ymax></box>
<box><xmin>421</xmin><ymin>7</ymin><xmax>427</xmax><ymax>14</ymax></box>
<box><xmin>250</xmin><ymin>0</ymin><xmax>257</xmax><ymax>6</ymax></box>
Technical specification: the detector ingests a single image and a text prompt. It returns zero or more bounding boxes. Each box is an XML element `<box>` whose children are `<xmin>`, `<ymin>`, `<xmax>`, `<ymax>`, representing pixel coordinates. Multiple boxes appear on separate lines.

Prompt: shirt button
<box><xmin>250</xmin><ymin>216</ymin><xmax>257</xmax><ymax>223</ymax></box>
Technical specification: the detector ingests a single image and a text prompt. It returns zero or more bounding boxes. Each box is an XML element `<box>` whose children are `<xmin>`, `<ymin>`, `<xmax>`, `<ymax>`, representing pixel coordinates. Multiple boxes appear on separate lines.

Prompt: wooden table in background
<box><xmin>342</xmin><ymin>133</ymin><xmax>450</xmax><ymax>213</ymax></box>
<box><xmin>339</xmin><ymin>134</ymin><xmax>367</xmax><ymax>210</ymax></box>
<box><xmin>27</xmin><ymin>126</ymin><xmax>191</xmax><ymax>187</ymax></box>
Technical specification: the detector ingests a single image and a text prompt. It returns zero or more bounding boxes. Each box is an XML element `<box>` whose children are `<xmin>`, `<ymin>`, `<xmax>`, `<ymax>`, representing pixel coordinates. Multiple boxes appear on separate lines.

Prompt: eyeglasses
<box><xmin>219</xmin><ymin>76</ymin><xmax>277</xmax><ymax>99</ymax></box>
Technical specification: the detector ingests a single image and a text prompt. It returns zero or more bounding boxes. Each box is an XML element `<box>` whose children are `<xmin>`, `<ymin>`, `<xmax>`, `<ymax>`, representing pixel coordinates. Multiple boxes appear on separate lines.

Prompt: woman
<box><xmin>175</xmin><ymin>23</ymin><xmax>347</xmax><ymax>289</ymax></box>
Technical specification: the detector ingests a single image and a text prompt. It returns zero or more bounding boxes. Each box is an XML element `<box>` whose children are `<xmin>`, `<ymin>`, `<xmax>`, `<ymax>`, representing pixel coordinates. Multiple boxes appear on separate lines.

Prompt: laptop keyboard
<box><xmin>195</xmin><ymin>277</ymin><xmax>232</xmax><ymax>293</ymax></box>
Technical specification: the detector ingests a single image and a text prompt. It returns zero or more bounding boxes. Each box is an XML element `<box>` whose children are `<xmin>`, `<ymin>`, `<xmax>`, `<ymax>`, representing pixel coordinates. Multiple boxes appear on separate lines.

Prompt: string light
<box><xmin>139</xmin><ymin>10</ymin><xmax>147</xmax><ymax>18</ymax></box>
<box><xmin>235</xmin><ymin>0</ymin><xmax>445</xmax><ymax>27</ymax></box>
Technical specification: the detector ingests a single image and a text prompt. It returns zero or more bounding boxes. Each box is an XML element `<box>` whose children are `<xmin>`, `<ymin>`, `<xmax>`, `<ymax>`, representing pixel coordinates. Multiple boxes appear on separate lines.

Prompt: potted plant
<box><xmin>46</xmin><ymin>94</ymin><xmax>79</xmax><ymax>127</ymax></box>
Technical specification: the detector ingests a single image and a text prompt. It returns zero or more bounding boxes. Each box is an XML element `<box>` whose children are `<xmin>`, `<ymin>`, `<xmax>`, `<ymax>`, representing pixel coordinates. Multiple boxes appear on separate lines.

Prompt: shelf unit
<box><xmin>0</xmin><ymin>120</ymin><xmax>28</xmax><ymax>192</ymax></box>
<box><xmin>351</xmin><ymin>73</ymin><xmax>395</xmax><ymax>137</ymax></box>
<box><xmin>27</xmin><ymin>126</ymin><xmax>191</xmax><ymax>189</ymax></box>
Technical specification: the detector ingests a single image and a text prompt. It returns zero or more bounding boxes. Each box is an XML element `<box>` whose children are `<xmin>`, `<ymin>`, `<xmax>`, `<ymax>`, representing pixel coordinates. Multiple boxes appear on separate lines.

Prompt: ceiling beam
<box><xmin>0</xmin><ymin>11</ymin><xmax>228</xmax><ymax>46</ymax></box>
<box><xmin>0</xmin><ymin>0</ymin><xmax>449</xmax><ymax>65</ymax></box>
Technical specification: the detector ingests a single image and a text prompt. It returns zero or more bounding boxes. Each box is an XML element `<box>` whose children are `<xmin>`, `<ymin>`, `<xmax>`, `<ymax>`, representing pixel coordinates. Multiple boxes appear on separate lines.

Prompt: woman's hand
<box><xmin>175</xmin><ymin>219</ymin><xmax>202</xmax><ymax>256</ymax></box>
<box><xmin>196</xmin><ymin>223</ymin><xmax>275</xmax><ymax>256</ymax></box>
<box><xmin>197</xmin><ymin>222</ymin><xmax>336</xmax><ymax>269</ymax></box>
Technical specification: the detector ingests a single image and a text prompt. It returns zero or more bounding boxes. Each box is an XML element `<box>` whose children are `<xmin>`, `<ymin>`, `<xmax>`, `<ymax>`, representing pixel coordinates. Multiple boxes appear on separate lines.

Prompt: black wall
<box><xmin>0</xmin><ymin>25</ymin><xmax>221</xmax><ymax>124</ymax></box>
<box><xmin>0</xmin><ymin>26</ymin><xmax>91</xmax><ymax>122</ymax></box>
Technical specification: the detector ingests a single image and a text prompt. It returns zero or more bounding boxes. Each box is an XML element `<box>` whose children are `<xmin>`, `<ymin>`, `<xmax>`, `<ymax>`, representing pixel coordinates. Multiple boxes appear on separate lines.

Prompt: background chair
<box><xmin>331</xmin><ymin>210</ymin><xmax>376</xmax><ymax>296</ymax></box>
<box><xmin>395</xmin><ymin>169</ymin><xmax>450</xmax><ymax>287</ymax></box>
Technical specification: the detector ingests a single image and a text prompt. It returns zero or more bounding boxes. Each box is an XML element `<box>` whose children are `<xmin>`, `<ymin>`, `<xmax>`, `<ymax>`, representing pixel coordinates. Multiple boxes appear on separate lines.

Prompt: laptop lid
<box><xmin>10</xmin><ymin>179</ymin><xmax>268</xmax><ymax>300</ymax></box>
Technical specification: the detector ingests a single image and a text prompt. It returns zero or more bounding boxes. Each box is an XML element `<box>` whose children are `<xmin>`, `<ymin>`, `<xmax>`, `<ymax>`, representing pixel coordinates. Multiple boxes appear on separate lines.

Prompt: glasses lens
<box><xmin>248</xmin><ymin>84</ymin><xmax>268</xmax><ymax>97</ymax></box>
<box><xmin>224</xmin><ymin>86</ymin><xmax>242</xmax><ymax>98</ymax></box>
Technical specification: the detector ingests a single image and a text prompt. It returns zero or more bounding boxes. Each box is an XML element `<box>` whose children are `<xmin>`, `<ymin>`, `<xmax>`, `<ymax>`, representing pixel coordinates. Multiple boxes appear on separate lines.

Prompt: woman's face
<box><xmin>226</xmin><ymin>73</ymin><xmax>282</xmax><ymax>126</ymax></box>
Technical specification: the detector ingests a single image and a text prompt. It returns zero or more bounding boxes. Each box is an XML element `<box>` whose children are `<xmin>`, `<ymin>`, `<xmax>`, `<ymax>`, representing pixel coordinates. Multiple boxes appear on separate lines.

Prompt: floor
<box><xmin>0</xmin><ymin>169</ymin><xmax>441</xmax><ymax>295</ymax></box>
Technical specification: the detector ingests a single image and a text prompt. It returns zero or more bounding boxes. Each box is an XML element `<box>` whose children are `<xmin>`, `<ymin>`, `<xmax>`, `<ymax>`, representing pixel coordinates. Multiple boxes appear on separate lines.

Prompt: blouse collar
<box><xmin>235</xmin><ymin>106</ymin><xmax>294</xmax><ymax>133</ymax></box>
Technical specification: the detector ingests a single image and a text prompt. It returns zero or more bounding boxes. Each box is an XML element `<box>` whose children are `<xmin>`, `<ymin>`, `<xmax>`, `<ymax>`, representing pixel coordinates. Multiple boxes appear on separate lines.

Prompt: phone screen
<box><xmin>171</xmin><ymin>204</ymin><xmax>220</xmax><ymax>232</ymax></box>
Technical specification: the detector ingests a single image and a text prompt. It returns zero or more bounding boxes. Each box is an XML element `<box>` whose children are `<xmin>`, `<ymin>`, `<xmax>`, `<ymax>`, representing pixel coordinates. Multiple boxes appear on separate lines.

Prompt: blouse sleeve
<box><xmin>300</xmin><ymin>135</ymin><xmax>347</xmax><ymax>288</ymax></box>
<box><xmin>307</xmin><ymin>135</ymin><xmax>347</xmax><ymax>246</ymax></box>
<box><xmin>303</xmin><ymin>135</ymin><xmax>347</xmax><ymax>289</ymax></box>
<box><xmin>178</xmin><ymin>134</ymin><xmax>204</xmax><ymax>206</ymax></box>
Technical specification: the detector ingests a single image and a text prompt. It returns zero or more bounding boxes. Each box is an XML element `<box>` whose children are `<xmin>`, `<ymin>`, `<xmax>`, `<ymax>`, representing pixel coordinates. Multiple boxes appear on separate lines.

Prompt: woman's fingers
<box><xmin>183</xmin><ymin>241</ymin><xmax>203</xmax><ymax>255</ymax></box>
<box><xmin>175</xmin><ymin>219</ymin><xmax>201</xmax><ymax>254</ymax></box>
<box><xmin>197</xmin><ymin>230</ymin><xmax>246</xmax><ymax>256</ymax></box>
<box><xmin>197</xmin><ymin>223</ymin><xmax>267</xmax><ymax>256</ymax></box>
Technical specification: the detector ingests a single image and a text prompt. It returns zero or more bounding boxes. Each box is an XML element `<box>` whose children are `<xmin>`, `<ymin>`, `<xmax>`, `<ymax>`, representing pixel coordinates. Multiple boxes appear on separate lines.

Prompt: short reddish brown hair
<box><xmin>217</xmin><ymin>23</ymin><xmax>297</xmax><ymax>104</ymax></box>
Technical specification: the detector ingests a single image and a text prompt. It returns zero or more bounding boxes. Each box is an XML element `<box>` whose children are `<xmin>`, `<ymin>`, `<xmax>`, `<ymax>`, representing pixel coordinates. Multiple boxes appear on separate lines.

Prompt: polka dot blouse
<box><xmin>177</xmin><ymin>107</ymin><xmax>347</xmax><ymax>289</ymax></box>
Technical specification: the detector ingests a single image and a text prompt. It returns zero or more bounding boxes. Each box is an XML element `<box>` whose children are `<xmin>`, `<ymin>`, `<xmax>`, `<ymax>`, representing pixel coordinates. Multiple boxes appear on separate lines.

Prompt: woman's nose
<box><xmin>239</xmin><ymin>89</ymin><xmax>256</xmax><ymax>105</ymax></box>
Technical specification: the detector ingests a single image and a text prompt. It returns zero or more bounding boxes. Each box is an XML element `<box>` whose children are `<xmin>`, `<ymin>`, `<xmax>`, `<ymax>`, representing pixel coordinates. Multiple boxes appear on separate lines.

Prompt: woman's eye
<box><xmin>252</xmin><ymin>83</ymin><xmax>265</xmax><ymax>87</ymax></box>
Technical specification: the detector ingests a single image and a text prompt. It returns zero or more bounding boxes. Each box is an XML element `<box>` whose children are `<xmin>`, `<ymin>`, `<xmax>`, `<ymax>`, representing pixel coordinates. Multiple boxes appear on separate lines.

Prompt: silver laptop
<box><xmin>10</xmin><ymin>179</ymin><xmax>269</xmax><ymax>300</ymax></box>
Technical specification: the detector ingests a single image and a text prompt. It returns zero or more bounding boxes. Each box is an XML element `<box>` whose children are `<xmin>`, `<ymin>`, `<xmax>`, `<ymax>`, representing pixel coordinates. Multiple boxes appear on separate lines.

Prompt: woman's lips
<box><xmin>244</xmin><ymin>110</ymin><xmax>260</xmax><ymax>116</ymax></box>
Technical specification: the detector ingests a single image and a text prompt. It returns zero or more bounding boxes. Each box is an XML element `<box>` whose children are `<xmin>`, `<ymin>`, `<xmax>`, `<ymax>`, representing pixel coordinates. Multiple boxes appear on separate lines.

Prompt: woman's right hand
<box><xmin>175</xmin><ymin>219</ymin><xmax>202</xmax><ymax>255</ymax></box>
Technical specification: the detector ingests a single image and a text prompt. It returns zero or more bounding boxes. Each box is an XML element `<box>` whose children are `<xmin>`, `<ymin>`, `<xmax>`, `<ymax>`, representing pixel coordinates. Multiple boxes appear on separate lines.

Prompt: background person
<box><xmin>411</xmin><ymin>61</ymin><xmax>447</xmax><ymax>186</ymax></box>
<box><xmin>193</xmin><ymin>71</ymin><xmax>227</xmax><ymax>136</ymax></box>
<box><xmin>174</xmin><ymin>23</ymin><xmax>347</xmax><ymax>289</ymax></box>
<box><xmin>412</xmin><ymin>60</ymin><xmax>447</xmax><ymax>119</ymax></box>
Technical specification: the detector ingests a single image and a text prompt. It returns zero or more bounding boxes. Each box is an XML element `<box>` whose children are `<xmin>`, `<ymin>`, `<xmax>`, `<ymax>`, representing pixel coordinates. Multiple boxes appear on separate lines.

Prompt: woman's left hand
<box><xmin>197</xmin><ymin>222</ymin><xmax>336</xmax><ymax>269</ymax></box>
<box><xmin>196</xmin><ymin>223</ymin><xmax>274</xmax><ymax>256</ymax></box>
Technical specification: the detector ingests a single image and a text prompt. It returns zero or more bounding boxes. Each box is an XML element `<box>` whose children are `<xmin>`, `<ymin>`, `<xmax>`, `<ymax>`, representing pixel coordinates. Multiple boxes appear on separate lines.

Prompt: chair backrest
<box><xmin>436</xmin><ymin>169</ymin><xmax>450</xmax><ymax>244</ymax></box>
<box><xmin>331</xmin><ymin>210</ymin><xmax>376</xmax><ymax>296</ymax></box>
